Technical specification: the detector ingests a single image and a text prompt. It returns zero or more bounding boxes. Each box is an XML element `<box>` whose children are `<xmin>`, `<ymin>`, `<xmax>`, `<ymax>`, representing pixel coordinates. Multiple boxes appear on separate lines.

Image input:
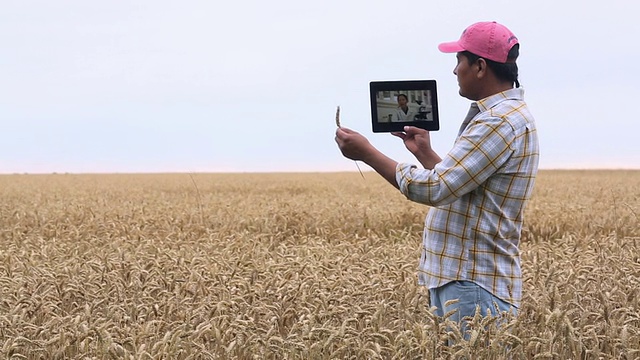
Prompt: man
<box><xmin>335</xmin><ymin>21</ymin><xmax>539</xmax><ymax>332</ymax></box>
<box><xmin>393</xmin><ymin>94</ymin><xmax>416</xmax><ymax>122</ymax></box>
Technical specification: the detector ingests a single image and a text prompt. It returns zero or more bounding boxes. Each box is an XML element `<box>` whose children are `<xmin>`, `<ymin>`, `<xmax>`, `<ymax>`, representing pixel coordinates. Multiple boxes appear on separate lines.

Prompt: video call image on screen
<box><xmin>375</xmin><ymin>90</ymin><xmax>434</xmax><ymax>123</ymax></box>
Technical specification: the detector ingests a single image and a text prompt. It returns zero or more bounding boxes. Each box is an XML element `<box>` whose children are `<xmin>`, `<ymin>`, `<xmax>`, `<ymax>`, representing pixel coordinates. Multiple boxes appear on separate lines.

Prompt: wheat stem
<box><xmin>336</xmin><ymin>105</ymin><xmax>365</xmax><ymax>179</ymax></box>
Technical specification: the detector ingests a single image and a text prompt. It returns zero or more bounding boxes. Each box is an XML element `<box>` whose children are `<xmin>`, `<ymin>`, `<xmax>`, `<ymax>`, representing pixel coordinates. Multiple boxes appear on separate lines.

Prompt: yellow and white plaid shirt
<box><xmin>395</xmin><ymin>88</ymin><xmax>539</xmax><ymax>307</ymax></box>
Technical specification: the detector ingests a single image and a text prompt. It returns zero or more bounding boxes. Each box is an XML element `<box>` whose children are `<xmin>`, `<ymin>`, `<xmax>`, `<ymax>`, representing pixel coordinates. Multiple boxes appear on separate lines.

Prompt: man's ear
<box><xmin>476</xmin><ymin>58</ymin><xmax>488</xmax><ymax>79</ymax></box>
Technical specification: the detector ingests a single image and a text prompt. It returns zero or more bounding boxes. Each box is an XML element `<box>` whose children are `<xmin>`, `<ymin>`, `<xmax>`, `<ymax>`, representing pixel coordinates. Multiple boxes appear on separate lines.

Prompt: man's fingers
<box><xmin>335</xmin><ymin>132</ymin><xmax>344</xmax><ymax>146</ymax></box>
<box><xmin>403</xmin><ymin>126</ymin><xmax>429</xmax><ymax>136</ymax></box>
<box><xmin>336</xmin><ymin>127</ymin><xmax>361</xmax><ymax>142</ymax></box>
<box><xmin>391</xmin><ymin>132</ymin><xmax>406</xmax><ymax>140</ymax></box>
<box><xmin>335</xmin><ymin>128</ymin><xmax>353</xmax><ymax>147</ymax></box>
<box><xmin>403</xmin><ymin>126</ymin><xmax>418</xmax><ymax>133</ymax></box>
<box><xmin>339</xmin><ymin>127</ymin><xmax>356</xmax><ymax>134</ymax></box>
<box><xmin>335</xmin><ymin>128</ymin><xmax>349</xmax><ymax>142</ymax></box>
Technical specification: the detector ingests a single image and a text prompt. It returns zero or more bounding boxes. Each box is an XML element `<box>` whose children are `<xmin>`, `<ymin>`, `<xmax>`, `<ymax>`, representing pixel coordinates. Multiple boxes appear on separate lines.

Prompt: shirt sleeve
<box><xmin>395</xmin><ymin>117</ymin><xmax>516</xmax><ymax>206</ymax></box>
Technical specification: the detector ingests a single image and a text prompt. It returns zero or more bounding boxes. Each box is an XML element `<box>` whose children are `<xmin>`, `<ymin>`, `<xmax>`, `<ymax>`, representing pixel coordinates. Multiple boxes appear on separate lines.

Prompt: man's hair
<box><xmin>397</xmin><ymin>94</ymin><xmax>408</xmax><ymax>101</ymax></box>
<box><xmin>461</xmin><ymin>44</ymin><xmax>520</xmax><ymax>88</ymax></box>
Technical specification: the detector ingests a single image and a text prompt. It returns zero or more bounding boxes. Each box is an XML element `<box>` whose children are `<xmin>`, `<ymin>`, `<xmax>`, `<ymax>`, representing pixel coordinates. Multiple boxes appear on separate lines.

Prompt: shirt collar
<box><xmin>476</xmin><ymin>87</ymin><xmax>525</xmax><ymax>112</ymax></box>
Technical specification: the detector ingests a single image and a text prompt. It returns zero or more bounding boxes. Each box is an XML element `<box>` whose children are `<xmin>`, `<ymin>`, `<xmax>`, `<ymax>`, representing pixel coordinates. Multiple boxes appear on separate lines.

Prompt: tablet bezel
<box><xmin>370</xmin><ymin>80</ymin><xmax>440</xmax><ymax>133</ymax></box>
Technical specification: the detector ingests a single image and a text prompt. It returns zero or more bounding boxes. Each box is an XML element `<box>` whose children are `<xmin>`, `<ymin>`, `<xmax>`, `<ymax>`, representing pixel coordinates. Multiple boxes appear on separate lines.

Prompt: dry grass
<box><xmin>0</xmin><ymin>170</ymin><xmax>639</xmax><ymax>359</ymax></box>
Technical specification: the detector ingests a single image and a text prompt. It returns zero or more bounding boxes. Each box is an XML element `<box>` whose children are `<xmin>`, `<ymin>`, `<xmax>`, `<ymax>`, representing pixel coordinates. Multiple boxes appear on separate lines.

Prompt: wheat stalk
<box><xmin>188</xmin><ymin>173</ymin><xmax>205</xmax><ymax>225</ymax></box>
<box><xmin>336</xmin><ymin>105</ymin><xmax>364</xmax><ymax>179</ymax></box>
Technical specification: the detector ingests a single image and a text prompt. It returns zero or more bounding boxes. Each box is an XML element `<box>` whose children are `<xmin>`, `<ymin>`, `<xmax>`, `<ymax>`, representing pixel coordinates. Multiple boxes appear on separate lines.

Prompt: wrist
<box><xmin>360</xmin><ymin>145</ymin><xmax>380</xmax><ymax>164</ymax></box>
<box><xmin>417</xmin><ymin>149</ymin><xmax>441</xmax><ymax>169</ymax></box>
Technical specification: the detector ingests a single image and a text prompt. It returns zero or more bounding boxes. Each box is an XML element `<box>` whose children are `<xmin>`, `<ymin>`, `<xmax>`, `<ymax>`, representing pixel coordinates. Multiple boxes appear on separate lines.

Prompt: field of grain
<box><xmin>1</xmin><ymin>170</ymin><xmax>639</xmax><ymax>359</ymax></box>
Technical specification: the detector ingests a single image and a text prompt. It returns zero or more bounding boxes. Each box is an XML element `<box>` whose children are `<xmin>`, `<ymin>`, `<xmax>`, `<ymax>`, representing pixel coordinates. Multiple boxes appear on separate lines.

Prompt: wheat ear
<box><xmin>336</xmin><ymin>105</ymin><xmax>364</xmax><ymax>179</ymax></box>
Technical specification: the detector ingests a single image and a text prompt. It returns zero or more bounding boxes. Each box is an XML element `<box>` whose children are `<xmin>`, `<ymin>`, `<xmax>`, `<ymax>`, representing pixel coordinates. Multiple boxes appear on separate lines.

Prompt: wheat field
<box><xmin>0</xmin><ymin>170</ymin><xmax>639</xmax><ymax>359</ymax></box>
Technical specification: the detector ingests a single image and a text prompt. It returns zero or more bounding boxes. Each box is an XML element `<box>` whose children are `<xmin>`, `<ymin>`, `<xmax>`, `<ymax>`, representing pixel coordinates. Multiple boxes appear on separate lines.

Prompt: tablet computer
<box><xmin>370</xmin><ymin>80</ymin><xmax>439</xmax><ymax>132</ymax></box>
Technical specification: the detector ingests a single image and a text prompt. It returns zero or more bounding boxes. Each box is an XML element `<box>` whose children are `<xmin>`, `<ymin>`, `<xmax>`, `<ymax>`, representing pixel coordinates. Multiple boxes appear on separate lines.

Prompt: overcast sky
<box><xmin>1</xmin><ymin>0</ymin><xmax>638</xmax><ymax>173</ymax></box>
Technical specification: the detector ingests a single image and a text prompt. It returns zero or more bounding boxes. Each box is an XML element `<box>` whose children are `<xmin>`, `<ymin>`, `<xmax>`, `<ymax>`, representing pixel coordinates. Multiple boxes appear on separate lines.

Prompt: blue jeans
<box><xmin>429</xmin><ymin>281</ymin><xmax>516</xmax><ymax>340</ymax></box>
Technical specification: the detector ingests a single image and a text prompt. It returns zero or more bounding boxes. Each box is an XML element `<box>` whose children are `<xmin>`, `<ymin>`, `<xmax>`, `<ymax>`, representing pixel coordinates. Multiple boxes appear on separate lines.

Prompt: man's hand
<box><xmin>391</xmin><ymin>126</ymin><xmax>432</xmax><ymax>155</ymax></box>
<box><xmin>335</xmin><ymin>127</ymin><xmax>375</xmax><ymax>162</ymax></box>
<box><xmin>392</xmin><ymin>126</ymin><xmax>442</xmax><ymax>169</ymax></box>
<box><xmin>335</xmin><ymin>126</ymin><xmax>400</xmax><ymax>189</ymax></box>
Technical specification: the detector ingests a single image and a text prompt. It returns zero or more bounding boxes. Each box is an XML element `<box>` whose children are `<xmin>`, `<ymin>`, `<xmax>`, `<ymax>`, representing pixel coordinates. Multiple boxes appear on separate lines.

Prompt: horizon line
<box><xmin>2</xmin><ymin>168</ymin><xmax>639</xmax><ymax>176</ymax></box>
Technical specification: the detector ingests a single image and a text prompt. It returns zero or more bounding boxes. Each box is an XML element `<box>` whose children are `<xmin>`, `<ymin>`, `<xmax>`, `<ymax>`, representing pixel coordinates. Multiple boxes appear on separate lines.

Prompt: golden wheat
<box><xmin>334</xmin><ymin>106</ymin><xmax>364</xmax><ymax>179</ymax></box>
<box><xmin>0</xmin><ymin>171</ymin><xmax>638</xmax><ymax>359</ymax></box>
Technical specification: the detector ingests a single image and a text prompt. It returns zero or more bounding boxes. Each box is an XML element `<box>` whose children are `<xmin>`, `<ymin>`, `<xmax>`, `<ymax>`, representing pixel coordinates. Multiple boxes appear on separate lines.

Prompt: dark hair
<box><xmin>397</xmin><ymin>94</ymin><xmax>408</xmax><ymax>101</ymax></box>
<box><xmin>461</xmin><ymin>44</ymin><xmax>520</xmax><ymax>88</ymax></box>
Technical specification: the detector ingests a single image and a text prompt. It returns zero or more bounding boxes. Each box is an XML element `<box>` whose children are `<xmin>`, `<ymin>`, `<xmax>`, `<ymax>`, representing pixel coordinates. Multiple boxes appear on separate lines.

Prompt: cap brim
<box><xmin>438</xmin><ymin>41</ymin><xmax>465</xmax><ymax>53</ymax></box>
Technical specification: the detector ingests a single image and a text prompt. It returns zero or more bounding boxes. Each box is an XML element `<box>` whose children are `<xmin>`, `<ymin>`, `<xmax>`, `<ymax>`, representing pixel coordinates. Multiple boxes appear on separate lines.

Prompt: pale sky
<box><xmin>1</xmin><ymin>0</ymin><xmax>638</xmax><ymax>173</ymax></box>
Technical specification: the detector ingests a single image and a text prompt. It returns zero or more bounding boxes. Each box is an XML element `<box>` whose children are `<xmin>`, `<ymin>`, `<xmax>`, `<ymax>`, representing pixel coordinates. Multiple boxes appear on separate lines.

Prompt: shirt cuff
<box><xmin>395</xmin><ymin>162</ymin><xmax>417</xmax><ymax>197</ymax></box>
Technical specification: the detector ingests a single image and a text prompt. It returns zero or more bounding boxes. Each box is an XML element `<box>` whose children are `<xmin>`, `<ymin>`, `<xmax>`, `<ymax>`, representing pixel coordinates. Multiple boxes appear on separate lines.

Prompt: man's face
<box><xmin>454</xmin><ymin>53</ymin><xmax>479</xmax><ymax>100</ymax></box>
<box><xmin>397</xmin><ymin>96</ymin><xmax>408</xmax><ymax>107</ymax></box>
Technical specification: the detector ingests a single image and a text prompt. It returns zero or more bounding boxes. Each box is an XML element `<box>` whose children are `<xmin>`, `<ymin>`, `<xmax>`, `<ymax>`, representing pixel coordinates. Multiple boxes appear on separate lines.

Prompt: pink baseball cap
<box><xmin>438</xmin><ymin>21</ymin><xmax>519</xmax><ymax>63</ymax></box>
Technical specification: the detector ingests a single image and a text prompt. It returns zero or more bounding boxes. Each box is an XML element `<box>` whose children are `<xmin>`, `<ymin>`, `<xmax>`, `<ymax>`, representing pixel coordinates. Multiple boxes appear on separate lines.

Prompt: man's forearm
<box><xmin>362</xmin><ymin>149</ymin><xmax>400</xmax><ymax>189</ymax></box>
<box><xmin>415</xmin><ymin>149</ymin><xmax>442</xmax><ymax>170</ymax></box>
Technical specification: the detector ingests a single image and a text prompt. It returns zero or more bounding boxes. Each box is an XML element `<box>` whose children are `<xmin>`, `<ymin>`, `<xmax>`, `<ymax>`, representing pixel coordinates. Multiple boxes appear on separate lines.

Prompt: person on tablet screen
<box><xmin>335</xmin><ymin>21</ymin><xmax>539</xmax><ymax>340</ymax></box>
<box><xmin>393</xmin><ymin>94</ymin><xmax>416</xmax><ymax>122</ymax></box>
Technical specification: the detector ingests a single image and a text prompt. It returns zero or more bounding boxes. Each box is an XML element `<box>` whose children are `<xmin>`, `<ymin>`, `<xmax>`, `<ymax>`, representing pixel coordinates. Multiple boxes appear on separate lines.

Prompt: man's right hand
<box><xmin>392</xmin><ymin>126</ymin><xmax>442</xmax><ymax>169</ymax></box>
<box><xmin>392</xmin><ymin>126</ymin><xmax>433</xmax><ymax>157</ymax></box>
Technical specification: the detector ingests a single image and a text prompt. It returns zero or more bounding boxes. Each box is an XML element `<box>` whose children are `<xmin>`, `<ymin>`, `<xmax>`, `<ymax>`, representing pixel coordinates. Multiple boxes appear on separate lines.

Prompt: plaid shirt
<box><xmin>395</xmin><ymin>88</ymin><xmax>539</xmax><ymax>307</ymax></box>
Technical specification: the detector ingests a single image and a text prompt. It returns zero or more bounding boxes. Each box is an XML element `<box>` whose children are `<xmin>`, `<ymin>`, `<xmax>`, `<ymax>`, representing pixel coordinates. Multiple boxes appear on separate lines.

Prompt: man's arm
<box><xmin>361</xmin><ymin>148</ymin><xmax>399</xmax><ymax>189</ymax></box>
<box><xmin>414</xmin><ymin>148</ymin><xmax>442</xmax><ymax>170</ymax></box>
<box><xmin>396</xmin><ymin>119</ymin><xmax>516</xmax><ymax>206</ymax></box>
<box><xmin>335</xmin><ymin>127</ymin><xmax>399</xmax><ymax>189</ymax></box>
<box><xmin>335</xmin><ymin>120</ymin><xmax>516</xmax><ymax>207</ymax></box>
<box><xmin>334</xmin><ymin>126</ymin><xmax>442</xmax><ymax>189</ymax></box>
